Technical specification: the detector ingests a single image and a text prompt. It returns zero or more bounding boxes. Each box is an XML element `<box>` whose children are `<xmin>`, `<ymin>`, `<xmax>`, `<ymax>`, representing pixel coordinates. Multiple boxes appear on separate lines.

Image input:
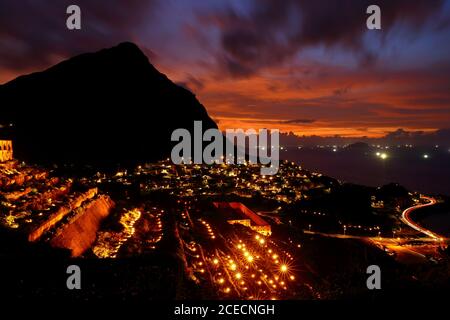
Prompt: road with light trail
<box><xmin>401</xmin><ymin>196</ymin><xmax>444</xmax><ymax>240</ymax></box>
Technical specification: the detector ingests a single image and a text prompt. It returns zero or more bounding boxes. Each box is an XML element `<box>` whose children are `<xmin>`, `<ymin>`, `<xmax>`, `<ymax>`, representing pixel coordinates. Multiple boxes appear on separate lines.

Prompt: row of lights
<box><xmin>200</xmin><ymin>219</ymin><xmax>216</xmax><ymax>239</ymax></box>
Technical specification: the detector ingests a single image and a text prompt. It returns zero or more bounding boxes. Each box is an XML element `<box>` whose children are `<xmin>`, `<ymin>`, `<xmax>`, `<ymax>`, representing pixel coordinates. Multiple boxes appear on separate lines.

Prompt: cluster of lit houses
<box><xmin>129</xmin><ymin>159</ymin><xmax>333</xmax><ymax>204</ymax></box>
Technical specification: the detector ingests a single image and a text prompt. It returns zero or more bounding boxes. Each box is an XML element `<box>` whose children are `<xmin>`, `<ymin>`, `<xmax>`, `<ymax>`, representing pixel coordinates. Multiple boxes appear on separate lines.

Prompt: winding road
<box><xmin>401</xmin><ymin>196</ymin><xmax>443</xmax><ymax>240</ymax></box>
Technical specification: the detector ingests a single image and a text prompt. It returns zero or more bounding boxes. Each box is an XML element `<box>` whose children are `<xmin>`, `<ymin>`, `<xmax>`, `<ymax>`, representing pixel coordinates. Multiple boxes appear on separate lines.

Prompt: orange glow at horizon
<box><xmin>213</xmin><ymin>116</ymin><xmax>439</xmax><ymax>138</ymax></box>
<box><xmin>153</xmin><ymin>57</ymin><xmax>450</xmax><ymax>138</ymax></box>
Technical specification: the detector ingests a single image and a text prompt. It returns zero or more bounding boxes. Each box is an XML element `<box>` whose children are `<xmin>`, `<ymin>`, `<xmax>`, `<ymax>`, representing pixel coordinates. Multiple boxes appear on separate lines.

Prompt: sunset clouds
<box><xmin>1</xmin><ymin>0</ymin><xmax>449</xmax><ymax>136</ymax></box>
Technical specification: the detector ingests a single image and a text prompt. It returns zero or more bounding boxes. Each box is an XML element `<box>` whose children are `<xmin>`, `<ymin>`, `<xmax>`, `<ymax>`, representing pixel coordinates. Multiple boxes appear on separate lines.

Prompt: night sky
<box><xmin>1</xmin><ymin>0</ymin><xmax>450</xmax><ymax>137</ymax></box>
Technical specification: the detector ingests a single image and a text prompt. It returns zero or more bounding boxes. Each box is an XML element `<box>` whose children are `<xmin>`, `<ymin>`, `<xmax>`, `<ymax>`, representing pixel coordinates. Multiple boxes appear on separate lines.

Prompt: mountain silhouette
<box><xmin>344</xmin><ymin>142</ymin><xmax>372</xmax><ymax>152</ymax></box>
<box><xmin>0</xmin><ymin>42</ymin><xmax>217</xmax><ymax>165</ymax></box>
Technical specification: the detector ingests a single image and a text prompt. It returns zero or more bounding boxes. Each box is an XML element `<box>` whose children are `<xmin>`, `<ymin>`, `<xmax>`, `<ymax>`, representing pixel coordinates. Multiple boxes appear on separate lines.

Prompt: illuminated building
<box><xmin>213</xmin><ymin>202</ymin><xmax>272</xmax><ymax>236</ymax></box>
<box><xmin>0</xmin><ymin>140</ymin><xmax>13</xmax><ymax>162</ymax></box>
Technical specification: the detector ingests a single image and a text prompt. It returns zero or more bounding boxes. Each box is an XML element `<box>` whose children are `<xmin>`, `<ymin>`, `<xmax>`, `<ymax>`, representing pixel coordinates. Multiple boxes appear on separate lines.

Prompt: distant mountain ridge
<box><xmin>0</xmin><ymin>42</ymin><xmax>217</xmax><ymax>165</ymax></box>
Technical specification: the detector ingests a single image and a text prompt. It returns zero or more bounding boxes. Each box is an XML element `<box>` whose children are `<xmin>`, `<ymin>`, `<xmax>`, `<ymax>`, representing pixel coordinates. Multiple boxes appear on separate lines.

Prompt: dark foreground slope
<box><xmin>0</xmin><ymin>42</ymin><xmax>217</xmax><ymax>165</ymax></box>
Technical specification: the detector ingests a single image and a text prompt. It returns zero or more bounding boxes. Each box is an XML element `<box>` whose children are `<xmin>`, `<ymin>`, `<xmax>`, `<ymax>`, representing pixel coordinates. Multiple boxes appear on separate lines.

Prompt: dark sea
<box><xmin>283</xmin><ymin>146</ymin><xmax>450</xmax><ymax>196</ymax></box>
<box><xmin>420</xmin><ymin>212</ymin><xmax>450</xmax><ymax>237</ymax></box>
<box><xmin>283</xmin><ymin>146</ymin><xmax>450</xmax><ymax>235</ymax></box>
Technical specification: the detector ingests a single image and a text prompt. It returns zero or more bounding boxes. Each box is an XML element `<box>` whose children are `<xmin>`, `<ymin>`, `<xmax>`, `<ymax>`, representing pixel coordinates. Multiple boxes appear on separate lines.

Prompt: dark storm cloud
<box><xmin>381</xmin><ymin>128</ymin><xmax>450</xmax><ymax>146</ymax></box>
<box><xmin>209</xmin><ymin>0</ymin><xmax>446</xmax><ymax>77</ymax></box>
<box><xmin>281</xmin><ymin>119</ymin><xmax>316</xmax><ymax>125</ymax></box>
<box><xmin>0</xmin><ymin>0</ymin><xmax>159</xmax><ymax>70</ymax></box>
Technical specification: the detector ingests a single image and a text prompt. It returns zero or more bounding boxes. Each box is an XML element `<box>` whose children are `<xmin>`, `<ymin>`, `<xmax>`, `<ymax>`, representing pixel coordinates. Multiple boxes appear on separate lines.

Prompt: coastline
<box><xmin>407</xmin><ymin>198</ymin><xmax>450</xmax><ymax>238</ymax></box>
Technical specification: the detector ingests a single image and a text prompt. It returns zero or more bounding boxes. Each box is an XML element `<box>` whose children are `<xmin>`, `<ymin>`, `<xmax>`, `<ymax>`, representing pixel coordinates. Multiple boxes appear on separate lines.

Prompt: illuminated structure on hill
<box><xmin>0</xmin><ymin>140</ymin><xmax>13</xmax><ymax>162</ymax></box>
<box><xmin>213</xmin><ymin>202</ymin><xmax>272</xmax><ymax>236</ymax></box>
